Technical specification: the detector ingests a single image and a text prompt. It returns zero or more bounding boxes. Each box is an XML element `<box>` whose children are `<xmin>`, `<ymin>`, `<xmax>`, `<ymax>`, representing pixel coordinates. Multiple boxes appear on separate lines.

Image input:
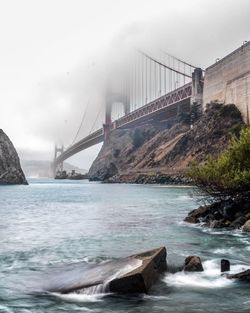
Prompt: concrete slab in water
<box><xmin>45</xmin><ymin>247</ymin><xmax>167</xmax><ymax>295</ymax></box>
<box><xmin>109</xmin><ymin>246</ymin><xmax>167</xmax><ymax>294</ymax></box>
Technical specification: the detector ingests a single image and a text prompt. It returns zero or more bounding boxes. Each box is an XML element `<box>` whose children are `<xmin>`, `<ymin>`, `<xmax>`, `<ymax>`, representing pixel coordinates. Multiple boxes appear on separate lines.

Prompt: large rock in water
<box><xmin>242</xmin><ymin>219</ymin><xmax>250</xmax><ymax>232</ymax></box>
<box><xmin>227</xmin><ymin>269</ymin><xmax>250</xmax><ymax>281</ymax></box>
<box><xmin>109</xmin><ymin>247</ymin><xmax>167</xmax><ymax>293</ymax></box>
<box><xmin>46</xmin><ymin>247</ymin><xmax>167</xmax><ymax>295</ymax></box>
<box><xmin>183</xmin><ymin>255</ymin><xmax>204</xmax><ymax>272</ymax></box>
<box><xmin>0</xmin><ymin>129</ymin><xmax>27</xmax><ymax>185</ymax></box>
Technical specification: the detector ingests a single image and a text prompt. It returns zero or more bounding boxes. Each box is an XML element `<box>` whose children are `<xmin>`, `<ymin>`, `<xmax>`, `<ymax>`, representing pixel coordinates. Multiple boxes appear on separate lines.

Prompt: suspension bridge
<box><xmin>53</xmin><ymin>50</ymin><xmax>204</xmax><ymax>175</ymax></box>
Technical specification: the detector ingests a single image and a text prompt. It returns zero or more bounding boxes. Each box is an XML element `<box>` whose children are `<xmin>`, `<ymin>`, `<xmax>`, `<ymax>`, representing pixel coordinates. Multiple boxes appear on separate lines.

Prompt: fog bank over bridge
<box><xmin>53</xmin><ymin>42</ymin><xmax>250</xmax><ymax>175</ymax></box>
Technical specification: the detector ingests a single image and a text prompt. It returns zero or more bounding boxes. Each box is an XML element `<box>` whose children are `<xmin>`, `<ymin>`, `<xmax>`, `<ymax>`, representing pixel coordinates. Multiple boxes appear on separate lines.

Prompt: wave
<box><xmin>50</xmin><ymin>291</ymin><xmax>106</xmax><ymax>303</ymax></box>
<box><xmin>163</xmin><ymin>260</ymin><xmax>249</xmax><ymax>289</ymax></box>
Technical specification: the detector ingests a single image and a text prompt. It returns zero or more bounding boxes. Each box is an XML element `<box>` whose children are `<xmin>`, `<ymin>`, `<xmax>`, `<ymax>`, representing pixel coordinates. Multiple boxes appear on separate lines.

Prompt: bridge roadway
<box><xmin>54</xmin><ymin>82</ymin><xmax>192</xmax><ymax>167</ymax></box>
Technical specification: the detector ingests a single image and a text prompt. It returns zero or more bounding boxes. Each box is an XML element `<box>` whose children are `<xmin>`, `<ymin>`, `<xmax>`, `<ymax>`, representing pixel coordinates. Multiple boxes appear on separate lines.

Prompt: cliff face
<box><xmin>0</xmin><ymin>130</ymin><xmax>27</xmax><ymax>185</ymax></box>
<box><xmin>89</xmin><ymin>103</ymin><xmax>244</xmax><ymax>183</ymax></box>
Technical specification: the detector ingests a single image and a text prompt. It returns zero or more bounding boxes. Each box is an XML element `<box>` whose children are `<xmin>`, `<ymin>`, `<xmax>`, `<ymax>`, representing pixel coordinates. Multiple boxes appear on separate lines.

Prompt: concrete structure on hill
<box><xmin>203</xmin><ymin>41</ymin><xmax>250</xmax><ymax>124</ymax></box>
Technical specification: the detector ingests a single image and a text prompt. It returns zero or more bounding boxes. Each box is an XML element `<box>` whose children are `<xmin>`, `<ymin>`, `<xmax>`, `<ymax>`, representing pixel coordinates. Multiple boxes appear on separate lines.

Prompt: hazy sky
<box><xmin>0</xmin><ymin>0</ymin><xmax>250</xmax><ymax>169</ymax></box>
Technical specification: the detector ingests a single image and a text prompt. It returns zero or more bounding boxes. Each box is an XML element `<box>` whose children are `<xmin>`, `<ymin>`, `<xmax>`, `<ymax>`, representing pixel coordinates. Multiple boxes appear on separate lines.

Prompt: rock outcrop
<box><xmin>221</xmin><ymin>259</ymin><xmax>230</xmax><ymax>272</ymax></box>
<box><xmin>89</xmin><ymin>103</ymin><xmax>243</xmax><ymax>183</ymax></box>
<box><xmin>109</xmin><ymin>247</ymin><xmax>167</xmax><ymax>294</ymax></box>
<box><xmin>183</xmin><ymin>255</ymin><xmax>204</xmax><ymax>272</ymax></box>
<box><xmin>227</xmin><ymin>269</ymin><xmax>250</xmax><ymax>281</ymax></box>
<box><xmin>184</xmin><ymin>199</ymin><xmax>250</xmax><ymax>229</ymax></box>
<box><xmin>0</xmin><ymin>129</ymin><xmax>27</xmax><ymax>185</ymax></box>
<box><xmin>242</xmin><ymin>219</ymin><xmax>250</xmax><ymax>232</ymax></box>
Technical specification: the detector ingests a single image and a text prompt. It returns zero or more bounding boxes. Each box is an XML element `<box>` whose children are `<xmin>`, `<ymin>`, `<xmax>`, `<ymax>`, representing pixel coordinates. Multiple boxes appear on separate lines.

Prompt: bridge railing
<box><xmin>114</xmin><ymin>82</ymin><xmax>192</xmax><ymax>129</ymax></box>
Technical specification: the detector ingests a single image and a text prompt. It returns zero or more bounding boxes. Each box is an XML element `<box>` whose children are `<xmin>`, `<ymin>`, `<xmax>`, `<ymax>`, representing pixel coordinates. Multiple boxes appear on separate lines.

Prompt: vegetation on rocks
<box><xmin>186</xmin><ymin>127</ymin><xmax>250</xmax><ymax>202</ymax></box>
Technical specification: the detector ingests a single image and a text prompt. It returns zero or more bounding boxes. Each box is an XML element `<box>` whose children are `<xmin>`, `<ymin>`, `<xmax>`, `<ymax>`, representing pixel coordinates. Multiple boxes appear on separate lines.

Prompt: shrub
<box><xmin>186</xmin><ymin>127</ymin><xmax>250</xmax><ymax>202</ymax></box>
<box><xmin>219</xmin><ymin>103</ymin><xmax>242</xmax><ymax>119</ymax></box>
<box><xmin>132</xmin><ymin>128</ymin><xmax>144</xmax><ymax>148</ymax></box>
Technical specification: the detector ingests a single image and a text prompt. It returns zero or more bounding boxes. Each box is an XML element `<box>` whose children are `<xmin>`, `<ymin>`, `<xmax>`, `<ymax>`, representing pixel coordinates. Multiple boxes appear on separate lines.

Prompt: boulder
<box><xmin>229</xmin><ymin>216</ymin><xmax>247</xmax><ymax>229</ymax></box>
<box><xmin>109</xmin><ymin>247</ymin><xmax>167</xmax><ymax>293</ymax></box>
<box><xmin>227</xmin><ymin>269</ymin><xmax>250</xmax><ymax>281</ymax></box>
<box><xmin>184</xmin><ymin>206</ymin><xmax>210</xmax><ymax>224</ymax></box>
<box><xmin>222</xmin><ymin>201</ymin><xmax>238</xmax><ymax>221</ymax></box>
<box><xmin>0</xmin><ymin>129</ymin><xmax>27</xmax><ymax>185</ymax></box>
<box><xmin>183</xmin><ymin>255</ymin><xmax>204</xmax><ymax>272</ymax></box>
<box><xmin>210</xmin><ymin>219</ymin><xmax>226</xmax><ymax>228</ymax></box>
<box><xmin>242</xmin><ymin>220</ymin><xmax>250</xmax><ymax>232</ymax></box>
<box><xmin>221</xmin><ymin>259</ymin><xmax>230</xmax><ymax>272</ymax></box>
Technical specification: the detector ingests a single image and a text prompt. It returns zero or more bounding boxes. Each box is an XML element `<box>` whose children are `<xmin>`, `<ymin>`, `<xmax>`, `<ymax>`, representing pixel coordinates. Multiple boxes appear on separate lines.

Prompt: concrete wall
<box><xmin>203</xmin><ymin>41</ymin><xmax>250</xmax><ymax>123</ymax></box>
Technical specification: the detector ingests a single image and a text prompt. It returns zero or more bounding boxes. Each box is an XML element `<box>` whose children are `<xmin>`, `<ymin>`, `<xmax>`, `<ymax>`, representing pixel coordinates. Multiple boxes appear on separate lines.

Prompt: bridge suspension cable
<box><xmin>71</xmin><ymin>99</ymin><xmax>90</xmax><ymax>146</ymax></box>
<box><xmin>138</xmin><ymin>50</ymin><xmax>193</xmax><ymax>79</ymax></box>
<box><xmin>89</xmin><ymin>103</ymin><xmax>103</xmax><ymax>135</ymax></box>
<box><xmin>160</xmin><ymin>50</ymin><xmax>198</xmax><ymax>70</ymax></box>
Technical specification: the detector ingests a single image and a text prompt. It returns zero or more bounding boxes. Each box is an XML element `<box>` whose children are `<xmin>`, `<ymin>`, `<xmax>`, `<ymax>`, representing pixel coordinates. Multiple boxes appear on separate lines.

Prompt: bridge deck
<box><xmin>54</xmin><ymin>82</ymin><xmax>192</xmax><ymax>166</ymax></box>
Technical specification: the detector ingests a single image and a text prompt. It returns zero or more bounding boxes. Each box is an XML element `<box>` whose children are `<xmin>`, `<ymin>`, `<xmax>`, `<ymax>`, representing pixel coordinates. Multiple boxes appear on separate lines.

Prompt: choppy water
<box><xmin>0</xmin><ymin>179</ymin><xmax>249</xmax><ymax>313</ymax></box>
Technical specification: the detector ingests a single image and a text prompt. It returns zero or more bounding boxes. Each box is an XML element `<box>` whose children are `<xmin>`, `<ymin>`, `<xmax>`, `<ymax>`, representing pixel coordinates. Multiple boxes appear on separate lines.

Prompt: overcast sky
<box><xmin>0</xmin><ymin>0</ymin><xmax>250</xmax><ymax>169</ymax></box>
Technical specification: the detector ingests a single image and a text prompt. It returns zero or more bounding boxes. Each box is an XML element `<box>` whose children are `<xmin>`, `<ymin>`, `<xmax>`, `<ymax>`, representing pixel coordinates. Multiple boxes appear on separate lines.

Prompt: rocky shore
<box><xmin>89</xmin><ymin>103</ymin><xmax>244</xmax><ymax>184</ymax></box>
<box><xmin>0</xmin><ymin>129</ymin><xmax>27</xmax><ymax>185</ymax></box>
<box><xmin>104</xmin><ymin>172</ymin><xmax>192</xmax><ymax>185</ymax></box>
<box><xmin>184</xmin><ymin>199</ymin><xmax>250</xmax><ymax>231</ymax></box>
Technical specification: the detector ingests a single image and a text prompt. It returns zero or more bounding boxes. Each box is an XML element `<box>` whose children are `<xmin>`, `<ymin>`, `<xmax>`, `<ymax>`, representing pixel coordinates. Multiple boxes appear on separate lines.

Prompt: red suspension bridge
<box><xmin>53</xmin><ymin>50</ymin><xmax>204</xmax><ymax>174</ymax></box>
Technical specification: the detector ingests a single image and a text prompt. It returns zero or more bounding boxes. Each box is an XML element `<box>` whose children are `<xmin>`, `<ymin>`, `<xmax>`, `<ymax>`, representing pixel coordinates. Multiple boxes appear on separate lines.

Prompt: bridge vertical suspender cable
<box><xmin>71</xmin><ymin>99</ymin><xmax>90</xmax><ymax>146</ymax></box>
<box><xmin>140</xmin><ymin>55</ymin><xmax>145</xmax><ymax>105</ymax></box>
<box><xmin>89</xmin><ymin>103</ymin><xmax>103</xmax><ymax>135</ymax></box>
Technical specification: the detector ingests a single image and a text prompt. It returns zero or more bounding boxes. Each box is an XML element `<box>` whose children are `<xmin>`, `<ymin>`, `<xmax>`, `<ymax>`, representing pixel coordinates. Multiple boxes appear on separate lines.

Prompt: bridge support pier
<box><xmin>53</xmin><ymin>144</ymin><xmax>64</xmax><ymax>177</ymax></box>
<box><xmin>104</xmin><ymin>91</ymin><xmax>130</xmax><ymax>142</ymax></box>
<box><xmin>191</xmin><ymin>68</ymin><xmax>204</xmax><ymax>126</ymax></box>
<box><xmin>104</xmin><ymin>99</ymin><xmax>112</xmax><ymax>142</ymax></box>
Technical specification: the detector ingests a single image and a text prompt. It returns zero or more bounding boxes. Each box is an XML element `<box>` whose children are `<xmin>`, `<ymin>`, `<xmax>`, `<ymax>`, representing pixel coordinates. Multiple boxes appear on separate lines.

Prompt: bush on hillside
<box><xmin>187</xmin><ymin>127</ymin><xmax>250</xmax><ymax>202</ymax></box>
<box><xmin>132</xmin><ymin>128</ymin><xmax>144</xmax><ymax>148</ymax></box>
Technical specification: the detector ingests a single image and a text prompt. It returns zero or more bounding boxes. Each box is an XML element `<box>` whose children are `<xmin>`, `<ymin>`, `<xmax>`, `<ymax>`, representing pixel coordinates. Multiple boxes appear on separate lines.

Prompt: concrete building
<box><xmin>203</xmin><ymin>41</ymin><xmax>250</xmax><ymax>124</ymax></box>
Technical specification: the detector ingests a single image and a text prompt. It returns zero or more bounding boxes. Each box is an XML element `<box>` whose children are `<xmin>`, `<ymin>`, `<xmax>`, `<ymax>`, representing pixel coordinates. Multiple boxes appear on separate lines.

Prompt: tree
<box><xmin>186</xmin><ymin>127</ymin><xmax>250</xmax><ymax>202</ymax></box>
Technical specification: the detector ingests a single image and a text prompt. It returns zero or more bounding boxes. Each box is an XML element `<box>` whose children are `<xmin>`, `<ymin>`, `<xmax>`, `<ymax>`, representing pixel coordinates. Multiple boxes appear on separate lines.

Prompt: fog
<box><xmin>0</xmin><ymin>0</ymin><xmax>250</xmax><ymax>169</ymax></box>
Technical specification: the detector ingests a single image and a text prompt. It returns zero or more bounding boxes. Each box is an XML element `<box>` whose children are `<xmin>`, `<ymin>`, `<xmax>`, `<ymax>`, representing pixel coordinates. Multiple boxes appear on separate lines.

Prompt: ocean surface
<box><xmin>0</xmin><ymin>179</ymin><xmax>249</xmax><ymax>313</ymax></box>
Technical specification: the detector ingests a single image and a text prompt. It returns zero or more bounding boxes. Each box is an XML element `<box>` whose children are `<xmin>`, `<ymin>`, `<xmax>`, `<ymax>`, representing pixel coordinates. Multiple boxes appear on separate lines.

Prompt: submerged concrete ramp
<box><xmin>43</xmin><ymin>247</ymin><xmax>167</xmax><ymax>295</ymax></box>
<box><xmin>109</xmin><ymin>246</ymin><xmax>167</xmax><ymax>294</ymax></box>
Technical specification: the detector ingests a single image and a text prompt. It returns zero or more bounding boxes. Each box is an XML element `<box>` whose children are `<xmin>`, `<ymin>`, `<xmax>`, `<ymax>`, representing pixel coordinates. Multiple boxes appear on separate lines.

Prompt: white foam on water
<box><xmin>51</xmin><ymin>292</ymin><xmax>106</xmax><ymax>303</ymax></box>
<box><xmin>164</xmin><ymin>260</ymin><xmax>236</xmax><ymax>289</ymax></box>
<box><xmin>143</xmin><ymin>295</ymin><xmax>171</xmax><ymax>301</ymax></box>
<box><xmin>243</xmin><ymin>300</ymin><xmax>250</xmax><ymax>305</ymax></box>
<box><xmin>239</xmin><ymin>237</ymin><xmax>250</xmax><ymax>245</ymax></box>
<box><xmin>151</xmin><ymin>185</ymin><xmax>193</xmax><ymax>189</ymax></box>
<box><xmin>0</xmin><ymin>304</ymin><xmax>14</xmax><ymax>313</ymax></box>
<box><xmin>213</xmin><ymin>248</ymin><xmax>236</xmax><ymax>255</ymax></box>
<box><xmin>229</xmin><ymin>263</ymin><xmax>249</xmax><ymax>274</ymax></box>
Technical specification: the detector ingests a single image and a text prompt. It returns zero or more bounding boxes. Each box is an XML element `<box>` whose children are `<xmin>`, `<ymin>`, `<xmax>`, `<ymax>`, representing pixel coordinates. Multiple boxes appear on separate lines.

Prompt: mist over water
<box><xmin>0</xmin><ymin>179</ymin><xmax>249</xmax><ymax>312</ymax></box>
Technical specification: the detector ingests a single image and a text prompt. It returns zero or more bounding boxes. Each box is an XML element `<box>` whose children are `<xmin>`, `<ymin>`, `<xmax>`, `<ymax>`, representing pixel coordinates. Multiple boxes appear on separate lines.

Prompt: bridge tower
<box><xmin>104</xmin><ymin>91</ymin><xmax>130</xmax><ymax>142</ymax></box>
<box><xmin>104</xmin><ymin>99</ymin><xmax>112</xmax><ymax>142</ymax></box>
<box><xmin>52</xmin><ymin>144</ymin><xmax>64</xmax><ymax>176</ymax></box>
<box><xmin>191</xmin><ymin>68</ymin><xmax>204</xmax><ymax>125</ymax></box>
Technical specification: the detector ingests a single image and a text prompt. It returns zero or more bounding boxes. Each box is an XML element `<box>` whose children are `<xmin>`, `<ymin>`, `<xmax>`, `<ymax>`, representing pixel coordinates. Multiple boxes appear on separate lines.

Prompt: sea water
<box><xmin>0</xmin><ymin>179</ymin><xmax>249</xmax><ymax>313</ymax></box>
